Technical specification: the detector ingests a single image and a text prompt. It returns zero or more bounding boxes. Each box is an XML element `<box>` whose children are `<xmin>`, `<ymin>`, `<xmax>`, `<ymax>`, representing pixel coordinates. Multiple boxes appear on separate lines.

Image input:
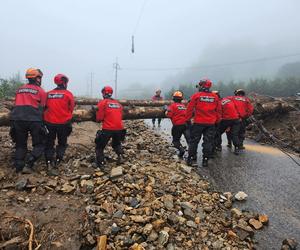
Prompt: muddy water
<box><xmin>146</xmin><ymin>119</ymin><xmax>300</xmax><ymax>250</ymax></box>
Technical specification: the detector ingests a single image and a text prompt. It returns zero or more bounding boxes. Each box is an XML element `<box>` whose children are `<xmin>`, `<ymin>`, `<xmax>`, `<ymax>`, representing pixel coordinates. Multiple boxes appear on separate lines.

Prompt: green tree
<box><xmin>0</xmin><ymin>74</ymin><xmax>24</xmax><ymax>99</ymax></box>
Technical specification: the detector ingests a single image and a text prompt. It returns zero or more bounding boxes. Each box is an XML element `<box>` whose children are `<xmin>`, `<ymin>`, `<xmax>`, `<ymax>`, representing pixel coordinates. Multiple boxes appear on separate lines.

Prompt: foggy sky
<box><xmin>1</xmin><ymin>0</ymin><xmax>300</xmax><ymax>98</ymax></box>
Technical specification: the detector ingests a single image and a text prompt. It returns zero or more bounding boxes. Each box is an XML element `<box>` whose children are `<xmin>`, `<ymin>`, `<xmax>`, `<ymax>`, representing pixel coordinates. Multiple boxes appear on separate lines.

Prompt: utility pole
<box><xmin>113</xmin><ymin>58</ymin><xmax>120</xmax><ymax>98</ymax></box>
<box><xmin>90</xmin><ymin>72</ymin><xmax>93</xmax><ymax>98</ymax></box>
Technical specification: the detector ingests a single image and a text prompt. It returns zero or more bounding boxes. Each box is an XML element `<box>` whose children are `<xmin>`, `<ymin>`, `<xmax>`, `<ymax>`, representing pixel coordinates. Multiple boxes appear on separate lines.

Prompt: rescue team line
<box><xmin>9</xmin><ymin>68</ymin><xmax>253</xmax><ymax>175</ymax></box>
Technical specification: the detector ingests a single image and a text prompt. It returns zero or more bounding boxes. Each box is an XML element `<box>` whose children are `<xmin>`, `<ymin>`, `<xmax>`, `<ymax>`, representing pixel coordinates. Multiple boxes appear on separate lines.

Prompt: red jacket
<box><xmin>96</xmin><ymin>98</ymin><xmax>124</xmax><ymax>130</ymax></box>
<box><xmin>220</xmin><ymin>97</ymin><xmax>240</xmax><ymax>120</ymax></box>
<box><xmin>10</xmin><ymin>83</ymin><xmax>47</xmax><ymax>121</ymax></box>
<box><xmin>166</xmin><ymin>102</ymin><xmax>187</xmax><ymax>125</ymax></box>
<box><xmin>186</xmin><ymin>91</ymin><xmax>221</xmax><ymax>125</ymax></box>
<box><xmin>229</xmin><ymin>96</ymin><xmax>254</xmax><ymax>119</ymax></box>
<box><xmin>44</xmin><ymin>88</ymin><xmax>75</xmax><ymax>125</ymax></box>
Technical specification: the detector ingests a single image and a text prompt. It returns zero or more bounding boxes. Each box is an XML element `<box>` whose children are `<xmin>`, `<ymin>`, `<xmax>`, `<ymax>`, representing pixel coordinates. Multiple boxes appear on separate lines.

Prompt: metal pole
<box><xmin>113</xmin><ymin>58</ymin><xmax>120</xmax><ymax>98</ymax></box>
<box><xmin>90</xmin><ymin>72</ymin><xmax>93</xmax><ymax>98</ymax></box>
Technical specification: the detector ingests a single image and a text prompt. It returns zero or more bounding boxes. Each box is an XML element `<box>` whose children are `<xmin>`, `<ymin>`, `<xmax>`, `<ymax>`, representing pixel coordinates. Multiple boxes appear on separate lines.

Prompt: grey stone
<box><xmin>158</xmin><ymin>230</ymin><xmax>169</xmax><ymax>246</ymax></box>
<box><xmin>113</xmin><ymin>210</ymin><xmax>124</xmax><ymax>218</ymax></box>
<box><xmin>183</xmin><ymin>208</ymin><xmax>195</xmax><ymax>219</ymax></box>
<box><xmin>186</xmin><ymin>220</ymin><xmax>197</xmax><ymax>229</ymax></box>
<box><xmin>15</xmin><ymin>178</ymin><xmax>28</xmax><ymax>191</ymax></box>
<box><xmin>110</xmin><ymin>166</ymin><xmax>123</xmax><ymax>178</ymax></box>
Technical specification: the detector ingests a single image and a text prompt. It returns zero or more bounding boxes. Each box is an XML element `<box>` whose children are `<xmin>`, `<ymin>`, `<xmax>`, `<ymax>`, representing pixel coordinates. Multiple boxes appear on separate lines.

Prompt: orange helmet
<box><xmin>173</xmin><ymin>90</ymin><xmax>183</xmax><ymax>99</ymax></box>
<box><xmin>25</xmin><ymin>68</ymin><xmax>43</xmax><ymax>79</ymax></box>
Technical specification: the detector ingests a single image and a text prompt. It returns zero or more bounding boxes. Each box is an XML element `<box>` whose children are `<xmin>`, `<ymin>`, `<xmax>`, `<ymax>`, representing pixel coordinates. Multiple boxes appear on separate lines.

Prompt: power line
<box><xmin>132</xmin><ymin>0</ymin><xmax>148</xmax><ymax>35</ymax></box>
<box><xmin>121</xmin><ymin>52</ymin><xmax>300</xmax><ymax>72</ymax></box>
<box><xmin>131</xmin><ymin>0</ymin><xmax>149</xmax><ymax>54</ymax></box>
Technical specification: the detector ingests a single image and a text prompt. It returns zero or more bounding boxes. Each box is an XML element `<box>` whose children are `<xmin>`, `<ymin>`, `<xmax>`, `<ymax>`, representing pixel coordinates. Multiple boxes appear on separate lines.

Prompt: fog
<box><xmin>1</xmin><ymin>0</ymin><xmax>300</xmax><ymax>98</ymax></box>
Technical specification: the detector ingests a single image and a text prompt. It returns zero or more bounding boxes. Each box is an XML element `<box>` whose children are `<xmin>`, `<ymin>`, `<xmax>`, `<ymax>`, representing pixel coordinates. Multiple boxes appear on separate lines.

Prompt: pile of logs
<box><xmin>0</xmin><ymin>96</ymin><xmax>298</xmax><ymax>127</ymax></box>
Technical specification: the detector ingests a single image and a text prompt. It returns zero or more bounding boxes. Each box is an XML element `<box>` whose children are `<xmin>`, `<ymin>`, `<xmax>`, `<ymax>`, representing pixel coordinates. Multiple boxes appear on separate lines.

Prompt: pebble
<box><xmin>234</xmin><ymin>191</ymin><xmax>248</xmax><ymax>201</ymax></box>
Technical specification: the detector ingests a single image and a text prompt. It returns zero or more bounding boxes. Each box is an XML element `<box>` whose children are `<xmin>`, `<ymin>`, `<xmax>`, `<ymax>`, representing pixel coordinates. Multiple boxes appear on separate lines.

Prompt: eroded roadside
<box><xmin>1</xmin><ymin>120</ymin><xmax>270</xmax><ymax>249</ymax></box>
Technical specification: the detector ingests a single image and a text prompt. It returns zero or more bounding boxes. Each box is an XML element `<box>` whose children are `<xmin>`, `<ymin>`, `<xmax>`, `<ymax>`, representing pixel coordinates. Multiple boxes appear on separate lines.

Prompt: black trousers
<box><xmin>152</xmin><ymin>118</ymin><xmax>162</xmax><ymax>125</ymax></box>
<box><xmin>239</xmin><ymin>118</ymin><xmax>248</xmax><ymax>146</ymax></box>
<box><xmin>216</xmin><ymin>119</ymin><xmax>241</xmax><ymax>147</ymax></box>
<box><xmin>188</xmin><ymin>124</ymin><xmax>215</xmax><ymax>159</ymax></box>
<box><xmin>45</xmin><ymin>123</ymin><xmax>72</xmax><ymax>162</ymax></box>
<box><xmin>95</xmin><ymin>129</ymin><xmax>124</xmax><ymax>164</ymax></box>
<box><xmin>11</xmin><ymin>121</ymin><xmax>45</xmax><ymax>171</ymax></box>
<box><xmin>171</xmin><ymin>124</ymin><xmax>190</xmax><ymax>150</ymax></box>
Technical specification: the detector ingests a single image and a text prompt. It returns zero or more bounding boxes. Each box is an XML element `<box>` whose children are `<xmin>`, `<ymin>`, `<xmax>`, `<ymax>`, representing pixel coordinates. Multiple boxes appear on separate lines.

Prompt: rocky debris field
<box><xmin>248</xmin><ymin>95</ymin><xmax>300</xmax><ymax>156</ymax></box>
<box><xmin>0</xmin><ymin>120</ymin><xmax>284</xmax><ymax>250</ymax></box>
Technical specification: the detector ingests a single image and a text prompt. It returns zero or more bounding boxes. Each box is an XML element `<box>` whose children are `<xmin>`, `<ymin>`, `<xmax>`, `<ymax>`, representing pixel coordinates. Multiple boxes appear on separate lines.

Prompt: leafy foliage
<box><xmin>165</xmin><ymin>77</ymin><xmax>300</xmax><ymax>99</ymax></box>
<box><xmin>0</xmin><ymin>74</ymin><xmax>23</xmax><ymax>99</ymax></box>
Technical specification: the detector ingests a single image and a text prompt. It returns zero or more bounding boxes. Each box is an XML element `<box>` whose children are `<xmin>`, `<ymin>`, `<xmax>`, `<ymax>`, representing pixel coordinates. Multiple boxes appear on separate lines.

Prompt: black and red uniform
<box><xmin>216</xmin><ymin>97</ymin><xmax>241</xmax><ymax>149</ymax></box>
<box><xmin>166</xmin><ymin>102</ymin><xmax>190</xmax><ymax>156</ymax></box>
<box><xmin>152</xmin><ymin>95</ymin><xmax>163</xmax><ymax>126</ymax></box>
<box><xmin>186</xmin><ymin>91</ymin><xmax>221</xmax><ymax>162</ymax></box>
<box><xmin>230</xmin><ymin>95</ymin><xmax>254</xmax><ymax>146</ymax></box>
<box><xmin>43</xmin><ymin>86</ymin><xmax>75</xmax><ymax>163</ymax></box>
<box><xmin>95</xmin><ymin>98</ymin><xmax>125</xmax><ymax>166</ymax></box>
<box><xmin>10</xmin><ymin>83</ymin><xmax>47</xmax><ymax>172</ymax></box>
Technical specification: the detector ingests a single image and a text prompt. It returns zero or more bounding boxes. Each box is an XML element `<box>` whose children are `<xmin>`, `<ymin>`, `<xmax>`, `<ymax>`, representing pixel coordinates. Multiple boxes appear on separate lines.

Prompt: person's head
<box><xmin>172</xmin><ymin>90</ymin><xmax>183</xmax><ymax>103</ymax></box>
<box><xmin>25</xmin><ymin>68</ymin><xmax>43</xmax><ymax>86</ymax></box>
<box><xmin>54</xmin><ymin>74</ymin><xmax>69</xmax><ymax>89</ymax></box>
<box><xmin>155</xmin><ymin>89</ymin><xmax>161</xmax><ymax>96</ymax></box>
<box><xmin>212</xmin><ymin>90</ymin><xmax>221</xmax><ymax>98</ymax></box>
<box><xmin>234</xmin><ymin>89</ymin><xmax>246</xmax><ymax>96</ymax></box>
<box><xmin>101</xmin><ymin>86</ymin><xmax>113</xmax><ymax>99</ymax></box>
<box><xmin>198</xmin><ymin>78</ymin><xmax>212</xmax><ymax>91</ymax></box>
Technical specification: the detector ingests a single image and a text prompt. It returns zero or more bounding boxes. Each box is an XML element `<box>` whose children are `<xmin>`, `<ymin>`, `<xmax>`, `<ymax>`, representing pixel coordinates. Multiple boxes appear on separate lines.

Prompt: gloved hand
<box><xmin>162</xmin><ymin>105</ymin><xmax>168</xmax><ymax>111</ymax></box>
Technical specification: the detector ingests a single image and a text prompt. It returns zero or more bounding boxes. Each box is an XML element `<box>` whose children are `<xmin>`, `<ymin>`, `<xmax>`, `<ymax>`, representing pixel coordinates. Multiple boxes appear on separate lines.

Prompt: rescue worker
<box><xmin>165</xmin><ymin>91</ymin><xmax>190</xmax><ymax>158</ymax></box>
<box><xmin>216</xmin><ymin>95</ymin><xmax>241</xmax><ymax>155</ymax></box>
<box><xmin>10</xmin><ymin>68</ymin><xmax>47</xmax><ymax>174</ymax></box>
<box><xmin>44</xmin><ymin>74</ymin><xmax>75</xmax><ymax>176</ymax></box>
<box><xmin>230</xmin><ymin>89</ymin><xmax>254</xmax><ymax>149</ymax></box>
<box><xmin>152</xmin><ymin>89</ymin><xmax>163</xmax><ymax>127</ymax></box>
<box><xmin>95</xmin><ymin>86</ymin><xmax>125</xmax><ymax>168</ymax></box>
<box><xmin>186</xmin><ymin>79</ymin><xmax>221</xmax><ymax>167</ymax></box>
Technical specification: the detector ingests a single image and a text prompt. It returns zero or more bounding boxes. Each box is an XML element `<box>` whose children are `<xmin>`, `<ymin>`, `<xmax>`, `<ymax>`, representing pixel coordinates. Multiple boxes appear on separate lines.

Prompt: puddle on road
<box><xmin>244</xmin><ymin>144</ymin><xmax>283</xmax><ymax>156</ymax></box>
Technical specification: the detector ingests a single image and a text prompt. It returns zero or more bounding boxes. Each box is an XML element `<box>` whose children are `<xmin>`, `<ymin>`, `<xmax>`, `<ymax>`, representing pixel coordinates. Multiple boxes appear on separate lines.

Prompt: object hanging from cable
<box><xmin>131</xmin><ymin>35</ymin><xmax>135</xmax><ymax>54</ymax></box>
<box><xmin>131</xmin><ymin>0</ymin><xmax>148</xmax><ymax>54</ymax></box>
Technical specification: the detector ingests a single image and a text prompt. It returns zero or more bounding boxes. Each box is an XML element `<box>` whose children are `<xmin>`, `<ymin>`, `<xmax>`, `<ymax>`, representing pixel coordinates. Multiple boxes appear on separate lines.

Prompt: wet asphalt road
<box><xmin>146</xmin><ymin>119</ymin><xmax>300</xmax><ymax>250</ymax></box>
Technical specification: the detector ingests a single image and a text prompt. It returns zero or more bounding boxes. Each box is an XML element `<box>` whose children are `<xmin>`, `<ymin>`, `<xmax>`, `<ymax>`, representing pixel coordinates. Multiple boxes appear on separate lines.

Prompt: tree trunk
<box><xmin>0</xmin><ymin>107</ymin><xmax>166</xmax><ymax>126</ymax></box>
<box><xmin>0</xmin><ymin>97</ymin><xmax>297</xmax><ymax>126</ymax></box>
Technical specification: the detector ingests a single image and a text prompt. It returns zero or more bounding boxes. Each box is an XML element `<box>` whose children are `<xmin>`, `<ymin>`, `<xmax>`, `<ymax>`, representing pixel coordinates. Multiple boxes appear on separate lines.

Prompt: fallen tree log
<box><xmin>73</xmin><ymin>107</ymin><xmax>165</xmax><ymax>122</ymax></box>
<box><xmin>1</xmin><ymin>98</ymin><xmax>175</xmax><ymax>109</ymax></box>
<box><xmin>77</xmin><ymin>99</ymin><xmax>176</xmax><ymax>107</ymax></box>
<box><xmin>0</xmin><ymin>107</ymin><xmax>166</xmax><ymax>126</ymax></box>
<box><xmin>0</xmin><ymin>98</ymin><xmax>296</xmax><ymax>126</ymax></box>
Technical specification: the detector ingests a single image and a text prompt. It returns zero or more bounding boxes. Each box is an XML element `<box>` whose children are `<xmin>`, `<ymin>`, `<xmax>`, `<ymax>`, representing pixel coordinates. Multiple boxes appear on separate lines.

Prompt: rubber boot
<box><xmin>178</xmin><ymin>146</ymin><xmax>185</xmax><ymax>158</ymax></box>
<box><xmin>202</xmin><ymin>157</ymin><xmax>209</xmax><ymax>167</ymax></box>
<box><xmin>47</xmin><ymin>160</ymin><xmax>59</xmax><ymax>176</ymax></box>
<box><xmin>187</xmin><ymin>156</ymin><xmax>197</xmax><ymax>167</ymax></box>
<box><xmin>234</xmin><ymin>147</ymin><xmax>240</xmax><ymax>155</ymax></box>
<box><xmin>56</xmin><ymin>157</ymin><xmax>62</xmax><ymax>167</ymax></box>
<box><xmin>22</xmin><ymin>156</ymin><xmax>35</xmax><ymax>174</ymax></box>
